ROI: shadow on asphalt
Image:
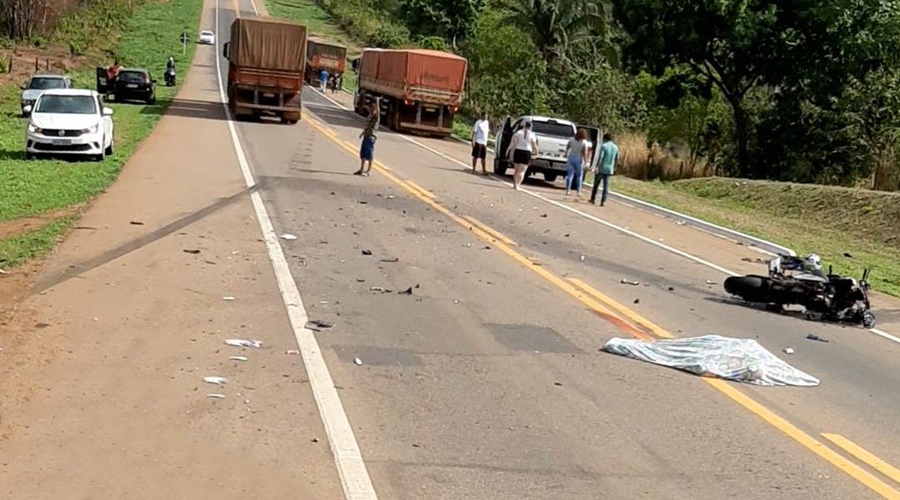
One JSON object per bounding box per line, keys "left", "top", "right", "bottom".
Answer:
{"left": 140, "top": 98, "right": 225, "bottom": 121}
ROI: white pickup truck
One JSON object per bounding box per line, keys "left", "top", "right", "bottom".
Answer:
{"left": 494, "top": 115, "right": 601, "bottom": 183}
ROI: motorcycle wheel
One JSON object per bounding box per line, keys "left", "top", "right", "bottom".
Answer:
{"left": 863, "top": 311, "right": 877, "bottom": 329}
{"left": 723, "top": 276, "right": 769, "bottom": 302}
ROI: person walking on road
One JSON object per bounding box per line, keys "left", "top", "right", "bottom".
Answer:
{"left": 320, "top": 68, "right": 329, "bottom": 92}
{"left": 506, "top": 121, "right": 539, "bottom": 190}
{"left": 471, "top": 112, "right": 490, "bottom": 174}
{"left": 590, "top": 133, "right": 619, "bottom": 206}
{"left": 355, "top": 100, "right": 379, "bottom": 177}
{"left": 565, "top": 129, "right": 590, "bottom": 197}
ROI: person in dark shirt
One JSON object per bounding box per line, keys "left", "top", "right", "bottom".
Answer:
{"left": 355, "top": 100, "right": 379, "bottom": 177}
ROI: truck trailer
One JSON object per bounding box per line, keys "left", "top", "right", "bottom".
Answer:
{"left": 352, "top": 49, "right": 467, "bottom": 137}
{"left": 305, "top": 36, "right": 347, "bottom": 85}
{"left": 223, "top": 17, "right": 307, "bottom": 124}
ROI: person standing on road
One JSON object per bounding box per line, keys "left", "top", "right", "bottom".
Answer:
{"left": 590, "top": 133, "right": 619, "bottom": 206}
{"left": 506, "top": 121, "right": 539, "bottom": 190}
{"left": 565, "top": 129, "right": 589, "bottom": 197}
{"left": 355, "top": 100, "right": 379, "bottom": 177}
{"left": 320, "top": 68, "right": 329, "bottom": 92}
{"left": 471, "top": 112, "right": 490, "bottom": 175}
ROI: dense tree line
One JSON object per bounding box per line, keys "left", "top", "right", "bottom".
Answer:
{"left": 315, "top": 0, "right": 900, "bottom": 190}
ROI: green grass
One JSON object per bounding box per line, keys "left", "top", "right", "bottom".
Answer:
{"left": 0, "top": 216, "right": 77, "bottom": 269}
{"left": 268, "top": 0, "right": 359, "bottom": 91}
{"left": 0, "top": 0, "right": 204, "bottom": 268}
{"left": 604, "top": 176, "right": 900, "bottom": 298}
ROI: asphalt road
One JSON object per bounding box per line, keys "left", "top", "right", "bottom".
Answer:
{"left": 205, "top": 0, "right": 900, "bottom": 498}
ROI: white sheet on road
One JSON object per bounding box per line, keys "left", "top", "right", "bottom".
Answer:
{"left": 602, "top": 335, "right": 820, "bottom": 387}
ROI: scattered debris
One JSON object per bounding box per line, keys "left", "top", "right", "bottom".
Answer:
{"left": 399, "top": 287, "right": 414, "bottom": 295}
{"left": 783, "top": 348, "right": 795, "bottom": 355}
{"left": 222, "top": 296, "right": 236, "bottom": 301}
{"left": 358, "top": 200, "right": 368, "bottom": 205}
{"left": 354, "top": 357, "right": 363, "bottom": 366}
{"left": 676, "top": 220, "right": 686, "bottom": 226}
{"left": 806, "top": 334, "right": 830, "bottom": 343}
{"left": 554, "top": 382, "right": 563, "bottom": 386}
{"left": 362, "top": 249, "right": 373, "bottom": 256}
{"left": 286, "top": 350, "right": 300, "bottom": 355}
{"left": 305, "top": 320, "right": 334, "bottom": 331}
{"left": 0, "top": 268, "right": 6, "bottom": 275}
{"left": 602, "top": 335, "right": 820, "bottom": 387}
{"left": 225, "top": 339, "right": 263, "bottom": 349}
{"left": 621, "top": 278, "right": 640, "bottom": 286}
{"left": 633, "top": 299, "right": 640, "bottom": 304}
{"left": 312, "top": 437, "right": 320, "bottom": 443}
{"left": 369, "top": 286, "right": 391, "bottom": 293}
{"left": 203, "top": 376, "right": 229, "bottom": 385}
{"left": 540, "top": 214, "right": 548, "bottom": 218}
{"left": 183, "top": 249, "right": 201, "bottom": 254}
{"left": 580, "top": 255, "right": 586, "bottom": 262}
{"left": 281, "top": 234, "right": 298, "bottom": 241}
{"left": 356, "top": 279, "right": 366, "bottom": 283}
{"left": 667, "top": 286, "right": 675, "bottom": 291}
{"left": 130, "top": 221, "right": 144, "bottom": 226}
{"left": 229, "top": 356, "right": 249, "bottom": 362}
{"left": 380, "top": 257, "right": 399, "bottom": 263}
{"left": 705, "top": 280, "right": 716, "bottom": 285}
{"left": 207, "top": 394, "right": 226, "bottom": 399}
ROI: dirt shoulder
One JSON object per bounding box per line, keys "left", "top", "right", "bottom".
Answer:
{"left": 0, "top": 1, "right": 342, "bottom": 497}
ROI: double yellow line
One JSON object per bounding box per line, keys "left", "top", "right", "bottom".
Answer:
{"left": 302, "top": 115, "right": 900, "bottom": 499}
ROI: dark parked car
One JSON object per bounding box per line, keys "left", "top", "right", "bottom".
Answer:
{"left": 99, "top": 67, "right": 157, "bottom": 104}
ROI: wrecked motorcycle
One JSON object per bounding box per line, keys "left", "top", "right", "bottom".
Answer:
{"left": 724, "top": 265, "right": 876, "bottom": 328}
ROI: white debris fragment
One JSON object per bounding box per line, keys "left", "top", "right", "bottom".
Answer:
{"left": 203, "top": 376, "right": 228, "bottom": 385}
{"left": 354, "top": 357, "right": 363, "bottom": 366}
{"left": 0, "top": 268, "right": 6, "bottom": 274}
{"left": 207, "top": 393, "right": 226, "bottom": 399}
{"left": 225, "top": 339, "right": 263, "bottom": 349}
{"left": 229, "top": 356, "right": 249, "bottom": 362}
{"left": 783, "top": 348, "right": 795, "bottom": 355}
{"left": 676, "top": 220, "right": 686, "bottom": 226}
{"left": 705, "top": 280, "right": 716, "bottom": 285}
{"left": 281, "top": 234, "right": 298, "bottom": 241}
{"left": 580, "top": 255, "right": 586, "bottom": 262}
{"left": 620, "top": 278, "right": 640, "bottom": 286}
{"left": 222, "top": 296, "right": 236, "bottom": 301}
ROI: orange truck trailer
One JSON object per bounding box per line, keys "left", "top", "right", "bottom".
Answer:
{"left": 223, "top": 17, "right": 307, "bottom": 124}
{"left": 305, "top": 36, "right": 347, "bottom": 85}
{"left": 352, "top": 48, "right": 468, "bottom": 137}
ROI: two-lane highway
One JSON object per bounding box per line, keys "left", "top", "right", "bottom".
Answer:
{"left": 213, "top": 0, "right": 900, "bottom": 497}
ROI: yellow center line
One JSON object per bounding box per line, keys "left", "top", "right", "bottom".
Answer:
{"left": 302, "top": 115, "right": 900, "bottom": 499}
{"left": 823, "top": 434, "right": 900, "bottom": 486}
{"left": 405, "top": 180, "right": 436, "bottom": 199}
{"left": 463, "top": 216, "right": 518, "bottom": 246}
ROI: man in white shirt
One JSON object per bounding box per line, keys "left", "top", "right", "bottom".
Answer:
{"left": 471, "top": 112, "right": 490, "bottom": 174}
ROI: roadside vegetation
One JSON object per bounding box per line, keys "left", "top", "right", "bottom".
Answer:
{"left": 0, "top": 0, "right": 203, "bottom": 270}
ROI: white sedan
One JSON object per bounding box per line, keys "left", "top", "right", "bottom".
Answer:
{"left": 199, "top": 30, "right": 216, "bottom": 45}
{"left": 24, "top": 88, "right": 115, "bottom": 162}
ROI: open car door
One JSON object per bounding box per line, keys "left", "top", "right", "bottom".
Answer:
{"left": 95, "top": 66, "right": 108, "bottom": 95}
{"left": 578, "top": 124, "right": 602, "bottom": 183}
{"left": 493, "top": 116, "right": 514, "bottom": 175}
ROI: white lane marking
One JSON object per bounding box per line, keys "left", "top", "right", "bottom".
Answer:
{"left": 214, "top": 2, "right": 378, "bottom": 498}
{"left": 310, "top": 90, "right": 900, "bottom": 346}
{"left": 248, "top": 0, "right": 259, "bottom": 15}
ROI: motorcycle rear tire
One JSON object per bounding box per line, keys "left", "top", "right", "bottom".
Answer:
{"left": 724, "top": 275, "right": 770, "bottom": 303}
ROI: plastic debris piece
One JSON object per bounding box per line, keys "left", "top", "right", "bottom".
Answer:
{"left": 620, "top": 278, "right": 640, "bottom": 286}
{"left": 676, "top": 220, "right": 686, "bottom": 226}
{"left": 362, "top": 249, "right": 373, "bottom": 256}
{"left": 225, "top": 339, "right": 263, "bottom": 349}
{"left": 306, "top": 320, "right": 334, "bottom": 331}
{"left": 580, "top": 255, "right": 585, "bottom": 262}
{"left": 0, "top": 268, "right": 6, "bottom": 275}
{"left": 130, "top": 221, "right": 144, "bottom": 225}
{"left": 207, "top": 393, "right": 226, "bottom": 399}
{"left": 806, "top": 334, "right": 829, "bottom": 343}
{"left": 380, "top": 257, "right": 399, "bottom": 263}
{"left": 286, "top": 350, "right": 300, "bottom": 355}
{"left": 183, "top": 249, "right": 201, "bottom": 254}
{"left": 354, "top": 357, "right": 363, "bottom": 366}
{"left": 705, "top": 280, "right": 716, "bottom": 285}
{"left": 229, "top": 356, "right": 248, "bottom": 362}
{"left": 203, "top": 376, "right": 228, "bottom": 385}
{"left": 281, "top": 234, "right": 298, "bottom": 241}
{"left": 783, "top": 348, "right": 795, "bottom": 355}
{"left": 399, "top": 287, "right": 413, "bottom": 295}
{"left": 369, "top": 286, "right": 391, "bottom": 293}
{"left": 222, "top": 296, "right": 236, "bottom": 301}
{"left": 602, "top": 335, "right": 819, "bottom": 387}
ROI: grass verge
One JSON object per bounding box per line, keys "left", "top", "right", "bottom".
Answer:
{"left": 604, "top": 176, "right": 900, "bottom": 298}
{"left": 0, "top": 0, "right": 203, "bottom": 269}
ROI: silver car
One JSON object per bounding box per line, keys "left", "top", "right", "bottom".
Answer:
{"left": 21, "top": 74, "right": 73, "bottom": 117}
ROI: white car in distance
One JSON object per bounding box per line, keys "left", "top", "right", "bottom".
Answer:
{"left": 20, "top": 74, "right": 73, "bottom": 117}
{"left": 199, "top": 30, "right": 216, "bottom": 45}
{"left": 24, "top": 89, "right": 115, "bottom": 162}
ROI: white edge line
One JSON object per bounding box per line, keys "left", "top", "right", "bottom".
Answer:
{"left": 312, "top": 89, "right": 900, "bottom": 345}
{"left": 213, "top": 2, "right": 378, "bottom": 498}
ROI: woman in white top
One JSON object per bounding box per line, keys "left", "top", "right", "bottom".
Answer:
{"left": 505, "top": 121, "right": 539, "bottom": 190}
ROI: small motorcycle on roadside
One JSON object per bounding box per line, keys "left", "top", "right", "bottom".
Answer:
{"left": 164, "top": 68, "right": 176, "bottom": 87}
{"left": 723, "top": 257, "right": 876, "bottom": 328}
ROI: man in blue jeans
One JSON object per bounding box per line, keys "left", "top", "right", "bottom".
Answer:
{"left": 590, "top": 133, "right": 619, "bottom": 207}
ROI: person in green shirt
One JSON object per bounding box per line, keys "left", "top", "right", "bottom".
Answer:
{"left": 589, "top": 133, "right": 619, "bottom": 206}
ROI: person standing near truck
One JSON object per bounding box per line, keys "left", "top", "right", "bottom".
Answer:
{"left": 355, "top": 100, "right": 379, "bottom": 177}
{"left": 589, "top": 133, "right": 619, "bottom": 206}
{"left": 565, "top": 129, "right": 589, "bottom": 197}
{"left": 506, "top": 121, "right": 539, "bottom": 191}
{"left": 471, "top": 112, "right": 490, "bottom": 174}
{"left": 320, "top": 68, "right": 329, "bottom": 92}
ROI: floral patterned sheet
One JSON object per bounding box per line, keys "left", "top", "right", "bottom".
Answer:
{"left": 602, "top": 335, "right": 820, "bottom": 387}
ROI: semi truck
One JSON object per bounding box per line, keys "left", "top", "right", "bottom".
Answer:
{"left": 223, "top": 16, "right": 307, "bottom": 124}
{"left": 305, "top": 36, "right": 347, "bottom": 85}
{"left": 352, "top": 48, "right": 468, "bottom": 137}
